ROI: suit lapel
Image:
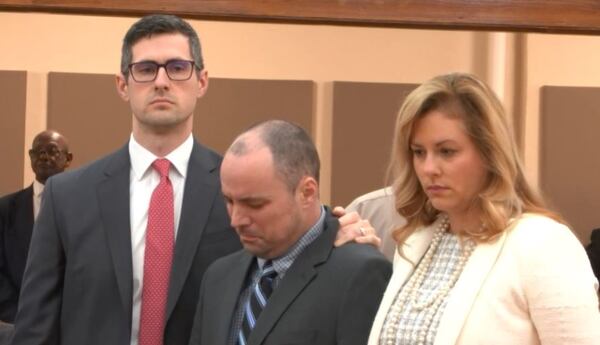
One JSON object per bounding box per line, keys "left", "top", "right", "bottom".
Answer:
{"left": 215, "top": 252, "right": 254, "bottom": 344}
{"left": 248, "top": 212, "right": 338, "bottom": 345}
{"left": 12, "top": 186, "right": 34, "bottom": 285}
{"left": 96, "top": 145, "right": 133, "bottom": 327}
{"left": 166, "top": 141, "right": 221, "bottom": 318}
{"left": 368, "top": 220, "right": 436, "bottom": 345}
{"left": 433, "top": 230, "right": 508, "bottom": 345}
{"left": 14, "top": 186, "right": 34, "bottom": 251}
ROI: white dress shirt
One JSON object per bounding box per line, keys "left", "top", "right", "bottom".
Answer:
{"left": 32, "top": 180, "right": 44, "bottom": 221}
{"left": 128, "top": 134, "right": 193, "bottom": 345}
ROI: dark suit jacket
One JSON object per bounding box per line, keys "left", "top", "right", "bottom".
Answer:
{"left": 586, "top": 228, "right": 600, "bottom": 280}
{"left": 0, "top": 185, "right": 34, "bottom": 322}
{"left": 189, "top": 210, "right": 392, "bottom": 345}
{"left": 11, "top": 141, "right": 242, "bottom": 345}
{"left": 0, "top": 321, "right": 13, "bottom": 345}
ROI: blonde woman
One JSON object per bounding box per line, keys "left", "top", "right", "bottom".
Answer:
{"left": 368, "top": 73, "right": 599, "bottom": 345}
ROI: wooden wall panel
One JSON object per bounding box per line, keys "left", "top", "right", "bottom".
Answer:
{"left": 1, "top": 1, "right": 600, "bottom": 34}
{"left": 540, "top": 86, "right": 600, "bottom": 244}
{"left": 0, "top": 70, "right": 27, "bottom": 195}
{"left": 331, "top": 81, "right": 417, "bottom": 207}
{"left": 47, "top": 72, "right": 131, "bottom": 169}
{"left": 194, "top": 78, "right": 314, "bottom": 154}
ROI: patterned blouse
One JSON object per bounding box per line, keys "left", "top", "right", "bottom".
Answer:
{"left": 379, "top": 232, "right": 465, "bottom": 345}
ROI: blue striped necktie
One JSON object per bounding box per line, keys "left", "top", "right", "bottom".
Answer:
{"left": 238, "top": 261, "right": 277, "bottom": 345}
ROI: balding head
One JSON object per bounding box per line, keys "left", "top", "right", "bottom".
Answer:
{"left": 29, "top": 130, "right": 73, "bottom": 184}
{"left": 226, "top": 120, "right": 320, "bottom": 192}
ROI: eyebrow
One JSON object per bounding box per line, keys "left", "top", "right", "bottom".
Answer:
{"left": 223, "top": 194, "right": 268, "bottom": 204}
{"left": 411, "top": 139, "right": 457, "bottom": 147}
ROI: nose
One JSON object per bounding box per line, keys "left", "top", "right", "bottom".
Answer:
{"left": 229, "top": 204, "right": 250, "bottom": 228}
{"left": 421, "top": 154, "right": 440, "bottom": 177}
{"left": 153, "top": 66, "right": 171, "bottom": 88}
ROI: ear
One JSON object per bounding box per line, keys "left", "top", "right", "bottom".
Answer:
{"left": 196, "top": 69, "right": 209, "bottom": 98}
{"left": 296, "top": 176, "right": 319, "bottom": 206}
{"left": 115, "top": 74, "right": 130, "bottom": 102}
{"left": 64, "top": 152, "right": 73, "bottom": 168}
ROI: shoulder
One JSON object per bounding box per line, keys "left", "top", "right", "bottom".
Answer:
{"left": 504, "top": 214, "right": 593, "bottom": 283}
{"left": 346, "top": 187, "right": 394, "bottom": 211}
{"left": 191, "top": 140, "right": 223, "bottom": 168}
{"left": 0, "top": 187, "right": 27, "bottom": 204}
{"left": 204, "top": 249, "right": 246, "bottom": 276}
{"left": 49, "top": 147, "right": 127, "bottom": 186}
{"left": 330, "top": 242, "right": 392, "bottom": 272}
{"left": 506, "top": 214, "right": 581, "bottom": 254}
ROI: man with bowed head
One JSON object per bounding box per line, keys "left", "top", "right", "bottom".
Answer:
{"left": 189, "top": 120, "right": 392, "bottom": 345}
{"left": 11, "top": 15, "right": 374, "bottom": 345}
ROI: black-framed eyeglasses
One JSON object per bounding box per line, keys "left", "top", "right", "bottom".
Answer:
{"left": 29, "top": 147, "right": 68, "bottom": 159}
{"left": 128, "top": 59, "right": 197, "bottom": 82}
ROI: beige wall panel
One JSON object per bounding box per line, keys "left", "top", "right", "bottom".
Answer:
{"left": 524, "top": 34, "right": 600, "bottom": 186}
{"left": 47, "top": 72, "right": 131, "bottom": 169}
{"left": 331, "top": 82, "right": 418, "bottom": 207}
{"left": 539, "top": 86, "right": 600, "bottom": 244}
{"left": 194, "top": 78, "right": 314, "bottom": 154}
{"left": 0, "top": 70, "right": 27, "bottom": 195}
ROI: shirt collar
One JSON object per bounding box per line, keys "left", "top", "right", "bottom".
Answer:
{"left": 257, "top": 205, "right": 326, "bottom": 277}
{"left": 128, "top": 133, "right": 194, "bottom": 181}
{"left": 33, "top": 180, "right": 44, "bottom": 197}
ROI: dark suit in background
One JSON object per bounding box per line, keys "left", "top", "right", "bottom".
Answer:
{"left": 0, "top": 186, "right": 34, "bottom": 322}
{"left": 11, "top": 143, "right": 241, "bottom": 345}
{"left": 586, "top": 228, "right": 600, "bottom": 280}
{"left": 191, "top": 209, "right": 391, "bottom": 345}
{"left": 0, "top": 321, "right": 13, "bottom": 345}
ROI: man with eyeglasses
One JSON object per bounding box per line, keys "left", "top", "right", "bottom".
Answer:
{"left": 11, "top": 14, "right": 374, "bottom": 345}
{"left": 0, "top": 130, "right": 72, "bottom": 323}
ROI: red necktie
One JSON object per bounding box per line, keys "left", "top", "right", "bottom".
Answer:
{"left": 139, "top": 158, "right": 174, "bottom": 345}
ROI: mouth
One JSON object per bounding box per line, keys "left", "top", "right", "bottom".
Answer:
{"left": 237, "top": 230, "right": 260, "bottom": 243}
{"left": 150, "top": 98, "right": 174, "bottom": 105}
{"left": 426, "top": 185, "right": 448, "bottom": 194}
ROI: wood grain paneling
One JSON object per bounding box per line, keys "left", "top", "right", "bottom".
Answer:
{"left": 331, "top": 81, "right": 417, "bottom": 207}
{"left": 47, "top": 72, "right": 131, "bottom": 169}
{"left": 1, "top": 1, "right": 600, "bottom": 34}
{"left": 194, "top": 78, "right": 314, "bottom": 154}
{"left": 540, "top": 86, "right": 600, "bottom": 244}
{"left": 0, "top": 70, "right": 27, "bottom": 195}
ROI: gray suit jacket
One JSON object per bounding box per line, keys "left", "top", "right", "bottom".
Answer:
{"left": 0, "top": 185, "right": 34, "bottom": 322}
{"left": 11, "top": 141, "right": 241, "bottom": 345}
{"left": 189, "top": 210, "right": 392, "bottom": 345}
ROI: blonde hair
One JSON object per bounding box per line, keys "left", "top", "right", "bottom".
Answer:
{"left": 389, "top": 73, "right": 559, "bottom": 244}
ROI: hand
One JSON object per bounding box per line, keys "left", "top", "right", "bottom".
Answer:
{"left": 332, "top": 206, "right": 381, "bottom": 249}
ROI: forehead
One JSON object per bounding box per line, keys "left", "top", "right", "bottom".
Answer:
{"left": 33, "top": 134, "right": 64, "bottom": 148}
{"left": 130, "top": 33, "right": 191, "bottom": 62}
{"left": 412, "top": 110, "right": 469, "bottom": 143}
{"left": 221, "top": 148, "right": 287, "bottom": 196}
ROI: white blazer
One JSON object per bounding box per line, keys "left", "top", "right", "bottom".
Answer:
{"left": 368, "top": 214, "right": 600, "bottom": 345}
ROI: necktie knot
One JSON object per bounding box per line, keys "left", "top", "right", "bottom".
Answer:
{"left": 152, "top": 158, "right": 171, "bottom": 178}
{"left": 261, "top": 261, "right": 277, "bottom": 282}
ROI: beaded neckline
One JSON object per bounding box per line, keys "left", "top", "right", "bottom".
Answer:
{"left": 380, "top": 215, "right": 476, "bottom": 345}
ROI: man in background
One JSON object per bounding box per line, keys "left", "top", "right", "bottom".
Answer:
{"left": 346, "top": 187, "right": 405, "bottom": 260}
{"left": 0, "top": 129, "right": 72, "bottom": 322}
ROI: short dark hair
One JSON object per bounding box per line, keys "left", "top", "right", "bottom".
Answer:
{"left": 120, "top": 14, "right": 204, "bottom": 78}
{"left": 229, "top": 120, "right": 320, "bottom": 191}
